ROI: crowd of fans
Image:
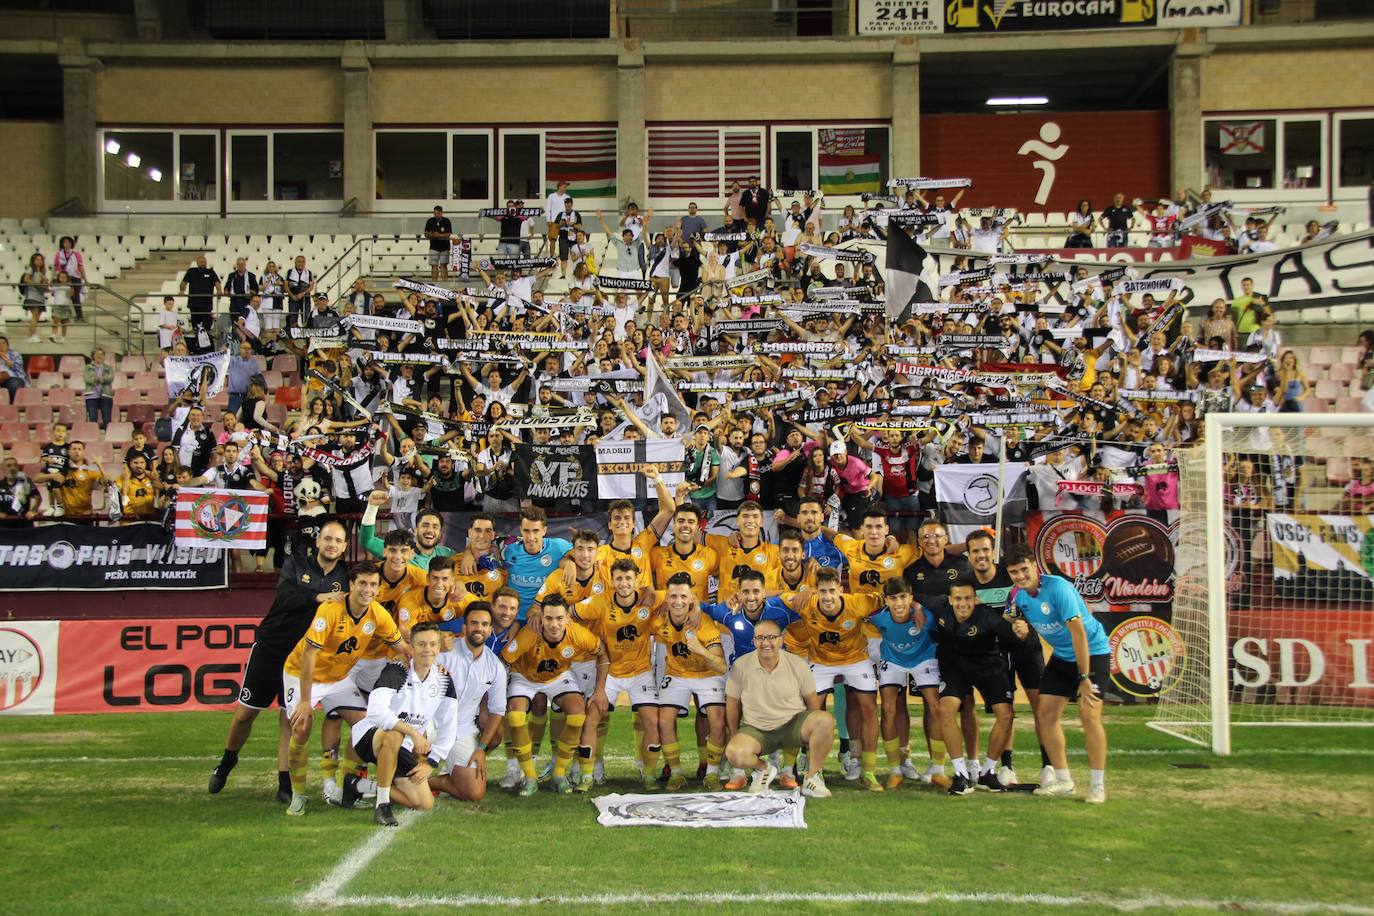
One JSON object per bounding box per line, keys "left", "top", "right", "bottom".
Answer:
{"left": 2, "top": 179, "right": 1371, "bottom": 576}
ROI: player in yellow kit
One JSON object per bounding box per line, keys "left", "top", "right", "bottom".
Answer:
{"left": 394, "top": 556, "right": 468, "bottom": 636}
{"left": 573, "top": 558, "right": 662, "bottom": 791}
{"left": 833, "top": 507, "right": 920, "bottom": 598}
{"left": 500, "top": 593, "right": 608, "bottom": 796}
{"left": 706, "top": 501, "right": 780, "bottom": 602}
{"left": 282, "top": 561, "right": 405, "bottom": 816}
{"left": 653, "top": 572, "right": 728, "bottom": 790}
{"left": 650, "top": 503, "right": 719, "bottom": 599}
{"left": 451, "top": 513, "right": 508, "bottom": 601}
{"left": 775, "top": 528, "right": 818, "bottom": 659}
{"left": 787, "top": 567, "right": 885, "bottom": 792}
{"left": 357, "top": 528, "right": 427, "bottom": 689}
{"left": 597, "top": 466, "right": 676, "bottom": 588}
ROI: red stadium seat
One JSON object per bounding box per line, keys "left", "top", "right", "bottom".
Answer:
{"left": 126, "top": 404, "right": 158, "bottom": 427}
{"left": 1308, "top": 347, "right": 1339, "bottom": 367}
{"left": 30, "top": 423, "right": 51, "bottom": 443}
{"left": 1334, "top": 397, "right": 1365, "bottom": 413}
{"left": 13, "top": 388, "right": 43, "bottom": 407}
{"left": 26, "top": 355, "right": 54, "bottom": 376}
{"left": 36, "top": 372, "right": 65, "bottom": 390}
{"left": 11, "top": 442, "right": 39, "bottom": 464}
{"left": 56, "top": 406, "right": 81, "bottom": 427}
{"left": 113, "top": 388, "right": 141, "bottom": 408}
{"left": 0, "top": 425, "right": 22, "bottom": 446}
{"left": 105, "top": 421, "right": 134, "bottom": 442}
{"left": 1314, "top": 379, "right": 1345, "bottom": 400}
{"left": 22, "top": 407, "right": 52, "bottom": 425}
{"left": 48, "top": 389, "right": 78, "bottom": 408}
{"left": 274, "top": 386, "right": 302, "bottom": 409}
{"left": 58, "top": 355, "right": 86, "bottom": 377}
{"left": 0, "top": 404, "right": 18, "bottom": 424}
{"left": 1326, "top": 363, "right": 1355, "bottom": 382}
{"left": 132, "top": 372, "right": 160, "bottom": 392}
{"left": 270, "top": 355, "right": 297, "bottom": 374}
{"left": 70, "top": 421, "right": 100, "bottom": 441}
{"left": 118, "top": 355, "right": 147, "bottom": 373}
{"left": 1301, "top": 398, "right": 1328, "bottom": 413}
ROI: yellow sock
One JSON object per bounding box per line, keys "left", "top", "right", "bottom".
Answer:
{"left": 642, "top": 744, "right": 660, "bottom": 775}
{"left": 663, "top": 741, "right": 682, "bottom": 772}
{"left": 782, "top": 748, "right": 799, "bottom": 770}
{"left": 321, "top": 748, "right": 339, "bottom": 782}
{"left": 705, "top": 741, "right": 724, "bottom": 769}
{"left": 287, "top": 738, "right": 309, "bottom": 791}
{"left": 530, "top": 711, "right": 548, "bottom": 755}
{"left": 553, "top": 713, "right": 585, "bottom": 777}
{"left": 884, "top": 737, "right": 902, "bottom": 768}
{"left": 507, "top": 710, "right": 536, "bottom": 779}
{"left": 632, "top": 715, "right": 646, "bottom": 766}
{"left": 861, "top": 750, "right": 877, "bottom": 775}
{"left": 930, "top": 739, "right": 947, "bottom": 767}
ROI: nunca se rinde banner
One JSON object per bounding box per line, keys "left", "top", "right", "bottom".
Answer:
{"left": 594, "top": 791, "right": 807, "bottom": 829}
{"left": 1267, "top": 513, "right": 1374, "bottom": 581}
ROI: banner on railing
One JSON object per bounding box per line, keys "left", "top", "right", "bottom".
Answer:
{"left": 0, "top": 522, "right": 227, "bottom": 591}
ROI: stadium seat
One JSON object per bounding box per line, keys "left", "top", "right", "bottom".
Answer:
{"left": 25, "top": 354, "right": 54, "bottom": 375}
{"left": 0, "top": 403, "right": 17, "bottom": 423}
{"left": 35, "top": 372, "right": 65, "bottom": 390}
{"left": 1326, "top": 363, "right": 1355, "bottom": 382}
{"left": 29, "top": 423, "right": 50, "bottom": 443}
{"left": 1314, "top": 379, "right": 1345, "bottom": 400}
{"left": 56, "top": 406, "right": 80, "bottom": 426}
{"left": 1308, "top": 346, "right": 1339, "bottom": 366}
{"left": 47, "top": 389, "right": 77, "bottom": 408}
{"left": 113, "top": 388, "right": 141, "bottom": 409}
{"left": 270, "top": 355, "right": 297, "bottom": 373}
{"left": 1301, "top": 397, "right": 1328, "bottom": 413}
{"left": 1334, "top": 397, "right": 1365, "bottom": 413}
{"left": 1339, "top": 346, "right": 1363, "bottom": 364}
{"left": 10, "top": 441, "right": 38, "bottom": 464}
{"left": 0, "top": 424, "right": 21, "bottom": 446}
{"left": 274, "top": 385, "right": 302, "bottom": 409}
{"left": 70, "top": 421, "right": 99, "bottom": 440}
{"left": 13, "top": 388, "right": 43, "bottom": 407}
{"left": 126, "top": 403, "right": 158, "bottom": 427}
{"left": 105, "top": 421, "right": 134, "bottom": 442}
{"left": 118, "top": 355, "right": 147, "bottom": 373}
{"left": 58, "top": 355, "right": 86, "bottom": 377}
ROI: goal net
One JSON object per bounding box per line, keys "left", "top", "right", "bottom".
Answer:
{"left": 1151, "top": 412, "right": 1374, "bottom": 754}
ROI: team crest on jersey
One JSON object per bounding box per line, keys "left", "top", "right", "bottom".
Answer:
{"left": 754, "top": 553, "right": 765, "bottom": 564}
{"left": 561, "top": 647, "right": 574, "bottom": 659}
{"left": 301, "top": 574, "right": 312, "bottom": 583}
{"left": 632, "top": 547, "right": 643, "bottom": 558}
{"left": 1041, "top": 603, "right": 1051, "bottom": 615}
{"left": 842, "top": 619, "right": 854, "bottom": 630}
{"left": 399, "top": 610, "right": 411, "bottom": 622}
{"left": 486, "top": 570, "right": 501, "bottom": 581}
{"left": 441, "top": 609, "right": 455, "bottom": 620}
{"left": 593, "top": 582, "right": 605, "bottom": 594}
{"left": 692, "top": 560, "right": 704, "bottom": 571}
{"left": 735, "top": 621, "right": 747, "bottom": 630}
{"left": 540, "top": 555, "right": 553, "bottom": 567}
{"left": 637, "top": 608, "right": 650, "bottom": 620}
{"left": 883, "top": 557, "right": 895, "bottom": 569}
{"left": 427, "top": 683, "right": 440, "bottom": 697}
{"left": 313, "top": 618, "right": 327, "bottom": 632}
{"left": 908, "top": 626, "right": 920, "bottom": 636}
{"left": 363, "top": 621, "right": 376, "bottom": 635}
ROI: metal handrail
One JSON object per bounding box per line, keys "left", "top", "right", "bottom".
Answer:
{"left": 0, "top": 281, "right": 148, "bottom": 357}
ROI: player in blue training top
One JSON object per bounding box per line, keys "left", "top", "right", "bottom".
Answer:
{"left": 501, "top": 506, "right": 572, "bottom": 620}
{"left": 1005, "top": 543, "right": 1110, "bottom": 805}
{"left": 790, "top": 495, "right": 846, "bottom": 571}
{"left": 869, "top": 576, "right": 950, "bottom": 790}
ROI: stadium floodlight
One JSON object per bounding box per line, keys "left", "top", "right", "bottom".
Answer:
{"left": 986, "top": 96, "right": 1049, "bottom": 106}
{"left": 147, "top": 168, "right": 163, "bottom": 182}
{"left": 104, "top": 138, "right": 121, "bottom": 155}
{"left": 125, "top": 152, "right": 141, "bottom": 168}
{"left": 1152, "top": 412, "right": 1374, "bottom": 755}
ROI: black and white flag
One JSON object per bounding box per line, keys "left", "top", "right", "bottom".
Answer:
{"left": 883, "top": 226, "right": 935, "bottom": 321}
{"left": 935, "top": 463, "right": 1029, "bottom": 542}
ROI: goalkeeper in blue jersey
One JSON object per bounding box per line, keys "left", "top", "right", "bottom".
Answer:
{"left": 1005, "top": 544, "right": 1110, "bottom": 805}
{"left": 501, "top": 506, "right": 572, "bottom": 620}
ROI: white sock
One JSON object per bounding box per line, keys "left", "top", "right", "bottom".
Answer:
{"left": 1090, "top": 769, "right": 1105, "bottom": 789}
{"left": 952, "top": 758, "right": 968, "bottom": 778}
{"left": 1054, "top": 768, "right": 1071, "bottom": 784}
{"left": 733, "top": 767, "right": 747, "bottom": 779}
{"left": 982, "top": 757, "right": 996, "bottom": 776}
{"left": 376, "top": 786, "right": 390, "bottom": 806}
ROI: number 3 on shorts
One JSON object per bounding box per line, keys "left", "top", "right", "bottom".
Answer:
{"left": 660, "top": 675, "right": 672, "bottom": 691}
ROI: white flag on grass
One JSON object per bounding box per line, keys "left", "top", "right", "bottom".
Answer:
{"left": 594, "top": 791, "right": 807, "bottom": 829}
{"left": 935, "top": 462, "right": 1029, "bottom": 542}
{"left": 595, "top": 439, "right": 685, "bottom": 499}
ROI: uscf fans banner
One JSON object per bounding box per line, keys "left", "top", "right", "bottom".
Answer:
{"left": 174, "top": 488, "right": 270, "bottom": 551}
{"left": 514, "top": 444, "right": 597, "bottom": 503}
{"left": 1267, "top": 514, "right": 1374, "bottom": 593}
{"left": 0, "top": 522, "right": 227, "bottom": 591}
{"left": 595, "top": 439, "right": 685, "bottom": 500}
{"left": 0, "top": 618, "right": 257, "bottom": 715}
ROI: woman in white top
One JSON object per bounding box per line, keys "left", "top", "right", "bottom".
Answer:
{"left": 1066, "top": 200, "right": 1094, "bottom": 248}
{"left": 258, "top": 260, "right": 286, "bottom": 336}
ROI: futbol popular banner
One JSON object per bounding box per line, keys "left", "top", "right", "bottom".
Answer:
{"left": 0, "top": 617, "right": 259, "bottom": 716}
{"left": 174, "top": 488, "right": 270, "bottom": 551}
{"left": 0, "top": 522, "right": 228, "bottom": 591}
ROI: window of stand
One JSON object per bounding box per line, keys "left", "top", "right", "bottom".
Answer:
{"left": 772, "top": 126, "right": 890, "bottom": 200}
{"left": 225, "top": 129, "right": 344, "bottom": 211}
{"left": 1336, "top": 113, "right": 1374, "bottom": 197}
{"left": 1202, "top": 116, "right": 1327, "bottom": 200}
{"left": 99, "top": 129, "right": 220, "bottom": 212}
{"left": 373, "top": 130, "right": 495, "bottom": 211}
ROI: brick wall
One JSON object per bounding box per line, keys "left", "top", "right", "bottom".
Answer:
{"left": 645, "top": 61, "right": 890, "bottom": 121}
{"left": 0, "top": 122, "right": 64, "bottom": 219}
{"left": 1202, "top": 48, "right": 1374, "bottom": 112}
{"left": 98, "top": 65, "right": 343, "bottom": 123}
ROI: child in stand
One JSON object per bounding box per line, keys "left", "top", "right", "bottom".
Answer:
{"left": 49, "top": 270, "right": 74, "bottom": 342}
{"left": 158, "top": 295, "right": 182, "bottom": 354}
{"left": 387, "top": 467, "right": 422, "bottom": 531}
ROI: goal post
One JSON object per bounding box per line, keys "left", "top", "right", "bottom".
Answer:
{"left": 1150, "top": 412, "right": 1374, "bottom": 755}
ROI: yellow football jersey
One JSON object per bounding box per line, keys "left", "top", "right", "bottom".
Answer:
{"left": 501, "top": 620, "right": 602, "bottom": 683}
{"left": 394, "top": 587, "right": 464, "bottom": 631}
{"left": 596, "top": 528, "right": 659, "bottom": 589}
{"left": 704, "top": 534, "right": 780, "bottom": 602}
{"left": 790, "top": 593, "right": 881, "bottom": 666}
{"left": 777, "top": 588, "right": 811, "bottom": 659}
{"left": 537, "top": 565, "right": 611, "bottom": 611}
{"left": 285, "top": 599, "right": 401, "bottom": 683}
{"left": 834, "top": 534, "right": 918, "bottom": 598}
{"left": 650, "top": 543, "right": 718, "bottom": 599}
{"left": 451, "top": 566, "right": 508, "bottom": 603}
{"left": 575, "top": 590, "right": 662, "bottom": 678}
{"left": 60, "top": 466, "right": 101, "bottom": 516}
{"left": 653, "top": 614, "right": 724, "bottom": 679}
{"left": 364, "top": 563, "right": 427, "bottom": 659}
{"left": 119, "top": 474, "right": 158, "bottom": 518}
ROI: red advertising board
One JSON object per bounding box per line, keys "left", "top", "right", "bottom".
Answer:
{"left": 921, "top": 111, "right": 1169, "bottom": 214}
{"left": 1229, "top": 609, "right": 1374, "bottom": 708}
{"left": 53, "top": 618, "right": 259, "bottom": 714}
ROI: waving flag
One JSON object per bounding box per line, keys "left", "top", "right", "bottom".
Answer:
{"left": 935, "top": 463, "right": 1028, "bottom": 542}
{"left": 174, "top": 488, "right": 269, "bottom": 550}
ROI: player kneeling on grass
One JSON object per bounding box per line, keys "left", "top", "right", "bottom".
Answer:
{"left": 283, "top": 561, "right": 406, "bottom": 816}
{"left": 724, "top": 619, "right": 834, "bottom": 798}
{"left": 1004, "top": 545, "right": 1110, "bottom": 804}
{"left": 353, "top": 623, "right": 458, "bottom": 826}
{"left": 429, "top": 603, "right": 507, "bottom": 802}
{"left": 928, "top": 579, "right": 1024, "bottom": 796}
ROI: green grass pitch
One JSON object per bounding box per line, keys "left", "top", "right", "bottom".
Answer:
{"left": 1, "top": 706, "right": 1371, "bottom": 915}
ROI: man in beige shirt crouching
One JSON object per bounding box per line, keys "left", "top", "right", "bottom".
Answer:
{"left": 724, "top": 619, "right": 835, "bottom": 798}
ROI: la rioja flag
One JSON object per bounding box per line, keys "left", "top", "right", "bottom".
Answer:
{"left": 175, "top": 487, "right": 269, "bottom": 550}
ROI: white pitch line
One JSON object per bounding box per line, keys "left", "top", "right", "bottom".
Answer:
{"left": 321, "top": 890, "right": 1374, "bottom": 914}
{"left": 298, "top": 808, "right": 429, "bottom": 908}
{"left": 5, "top": 747, "right": 1374, "bottom": 766}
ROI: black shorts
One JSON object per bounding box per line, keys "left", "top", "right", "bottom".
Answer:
{"left": 1040, "top": 653, "right": 1111, "bottom": 700}
{"left": 940, "top": 664, "right": 1014, "bottom": 706}
{"left": 237, "top": 642, "right": 288, "bottom": 709}
{"left": 355, "top": 727, "right": 419, "bottom": 775}
{"left": 984, "top": 646, "right": 1045, "bottom": 712}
